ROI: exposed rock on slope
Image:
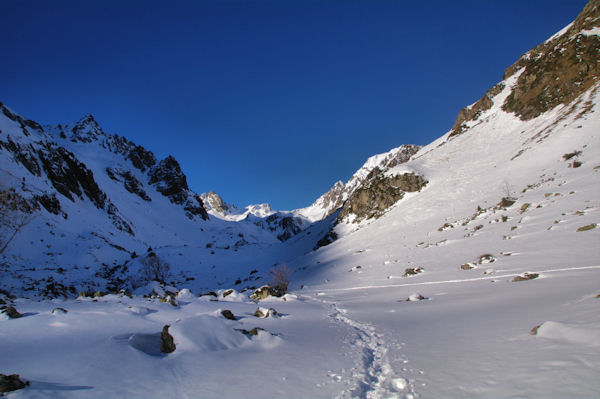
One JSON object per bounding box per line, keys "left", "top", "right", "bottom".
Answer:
{"left": 449, "top": 0, "right": 600, "bottom": 138}
{"left": 339, "top": 172, "right": 428, "bottom": 222}
{"left": 106, "top": 167, "right": 151, "bottom": 202}
{"left": 149, "top": 156, "right": 209, "bottom": 220}
{"left": 297, "top": 144, "right": 420, "bottom": 221}
{"left": 149, "top": 156, "right": 189, "bottom": 204}
{"left": 37, "top": 144, "right": 107, "bottom": 209}
{"left": 502, "top": 0, "right": 600, "bottom": 120}
{"left": 449, "top": 83, "right": 505, "bottom": 138}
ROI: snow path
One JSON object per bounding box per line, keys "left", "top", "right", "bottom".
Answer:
{"left": 302, "top": 295, "right": 415, "bottom": 399}
{"left": 309, "top": 265, "right": 600, "bottom": 293}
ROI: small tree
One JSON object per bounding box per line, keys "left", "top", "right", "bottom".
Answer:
{"left": 501, "top": 179, "right": 514, "bottom": 199}
{"left": 141, "top": 252, "right": 170, "bottom": 283}
{"left": 269, "top": 264, "right": 291, "bottom": 297}
{"left": 0, "top": 188, "right": 35, "bottom": 255}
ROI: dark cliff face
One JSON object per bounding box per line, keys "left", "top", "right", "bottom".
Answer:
{"left": 106, "top": 167, "right": 151, "bottom": 202}
{"left": 448, "top": 0, "right": 599, "bottom": 138}
{"left": 148, "top": 156, "right": 208, "bottom": 220}
{"left": 38, "top": 144, "right": 107, "bottom": 209}
{"left": 149, "top": 156, "right": 189, "bottom": 204}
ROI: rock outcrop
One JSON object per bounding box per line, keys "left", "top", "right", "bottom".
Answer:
{"left": 502, "top": 0, "right": 600, "bottom": 120}
{"left": 160, "top": 325, "right": 176, "bottom": 353}
{"left": 449, "top": 0, "right": 600, "bottom": 139}
{"left": 339, "top": 172, "right": 428, "bottom": 222}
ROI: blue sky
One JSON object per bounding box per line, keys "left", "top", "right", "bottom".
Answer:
{"left": 1, "top": 0, "right": 588, "bottom": 210}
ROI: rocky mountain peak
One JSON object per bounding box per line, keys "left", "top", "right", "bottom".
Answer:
{"left": 314, "top": 180, "right": 346, "bottom": 216}
{"left": 70, "top": 114, "right": 106, "bottom": 143}
{"left": 201, "top": 191, "right": 233, "bottom": 216}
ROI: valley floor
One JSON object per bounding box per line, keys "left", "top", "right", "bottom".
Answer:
{"left": 2, "top": 263, "right": 599, "bottom": 398}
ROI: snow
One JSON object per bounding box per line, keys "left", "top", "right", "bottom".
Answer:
{"left": 545, "top": 22, "right": 573, "bottom": 43}
{"left": 535, "top": 320, "right": 600, "bottom": 348}
{"left": 581, "top": 27, "right": 600, "bottom": 37}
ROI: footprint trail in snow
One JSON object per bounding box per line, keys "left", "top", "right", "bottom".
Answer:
{"left": 309, "top": 294, "right": 417, "bottom": 399}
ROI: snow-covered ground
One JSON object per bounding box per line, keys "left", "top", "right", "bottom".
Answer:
{"left": 3, "top": 79, "right": 599, "bottom": 397}
{"left": 2, "top": 10, "right": 600, "bottom": 397}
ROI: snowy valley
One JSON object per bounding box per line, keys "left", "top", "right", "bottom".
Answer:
{"left": 1, "top": 1, "right": 600, "bottom": 398}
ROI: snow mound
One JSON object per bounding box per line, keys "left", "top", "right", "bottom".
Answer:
{"left": 169, "top": 315, "right": 251, "bottom": 353}
{"left": 536, "top": 321, "right": 600, "bottom": 348}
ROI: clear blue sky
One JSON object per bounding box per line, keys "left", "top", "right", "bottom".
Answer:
{"left": 1, "top": 0, "right": 588, "bottom": 210}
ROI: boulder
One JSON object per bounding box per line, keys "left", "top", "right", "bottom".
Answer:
{"left": 1, "top": 306, "right": 22, "bottom": 319}
{"left": 512, "top": 273, "right": 539, "bottom": 282}
{"left": 0, "top": 374, "right": 29, "bottom": 393}
{"left": 160, "top": 325, "right": 176, "bottom": 353}
{"left": 402, "top": 267, "right": 424, "bottom": 277}
{"left": 406, "top": 293, "right": 427, "bottom": 302}
{"left": 250, "top": 286, "right": 271, "bottom": 301}
{"left": 236, "top": 327, "right": 265, "bottom": 337}
{"left": 221, "top": 310, "right": 236, "bottom": 320}
{"left": 254, "top": 307, "right": 278, "bottom": 318}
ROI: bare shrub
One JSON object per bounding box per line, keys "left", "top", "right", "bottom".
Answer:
{"left": 501, "top": 179, "right": 513, "bottom": 198}
{"left": 141, "top": 253, "right": 170, "bottom": 283}
{"left": 0, "top": 188, "right": 36, "bottom": 254}
{"left": 269, "top": 264, "right": 291, "bottom": 296}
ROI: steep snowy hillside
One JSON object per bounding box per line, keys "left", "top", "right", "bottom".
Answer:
{"left": 1, "top": 1, "right": 599, "bottom": 398}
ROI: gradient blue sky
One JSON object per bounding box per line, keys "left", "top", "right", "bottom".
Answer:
{"left": 1, "top": 0, "right": 588, "bottom": 210}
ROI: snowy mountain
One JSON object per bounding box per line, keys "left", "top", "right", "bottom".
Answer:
{"left": 0, "top": 105, "right": 419, "bottom": 298}
{"left": 0, "top": 106, "right": 327, "bottom": 297}
{"left": 1, "top": 1, "right": 599, "bottom": 398}
{"left": 295, "top": 144, "right": 420, "bottom": 222}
